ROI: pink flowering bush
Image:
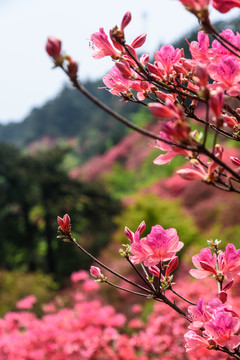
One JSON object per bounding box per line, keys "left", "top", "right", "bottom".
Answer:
{"left": 2, "top": 268, "right": 240, "bottom": 360}
{"left": 45, "top": 1, "right": 240, "bottom": 358}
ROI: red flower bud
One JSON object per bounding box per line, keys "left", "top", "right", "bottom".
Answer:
{"left": 90, "top": 266, "right": 102, "bottom": 278}
{"left": 166, "top": 256, "right": 179, "bottom": 278}
{"left": 46, "top": 36, "right": 62, "bottom": 58}
{"left": 121, "top": 11, "right": 132, "bottom": 31}
{"left": 131, "top": 34, "right": 147, "bottom": 49}
{"left": 125, "top": 227, "right": 134, "bottom": 242}
{"left": 57, "top": 214, "right": 71, "bottom": 232}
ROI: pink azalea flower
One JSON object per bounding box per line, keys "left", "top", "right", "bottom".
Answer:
{"left": 178, "top": 0, "right": 210, "bottom": 11}
{"left": 222, "top": 244, "right": 240, "bottom": 281}
{"left": 103, "top": 65, "right": 131, "bottom": 96}
{"left": 190, "top": 248, "right": 217, "bottom": 279}
{"left": 16, "top": 295, "right": 36, "bottom": 310}
{"left": 188, "top": 298, "right": 223, "bottom": 330}
{"left": 212, "top": 0, "right": 240, "bottom": 13}
{"left": 71, "top": 270, "right": 88, "bottom": 283}
{"left": 184, "top": 330, "right": 209, "bottom": 353}
{"left": 205, "top": 311, "right": 240, "bottom": 349}
{"left": 177, "top": 166, "right": 207, "bottom": 181}
{"left": 151, "top": 132, "right": 190, "bottom": 165}
{"left": 208, "top": 56, "right": 240, "bottom": 96}
{"left": 154, "top": 45, "right": 182, "bottom": 77}
{"left": 90, "top": 28, "right": 119, "bottom": 59}
{"left": 129, "top": 237, "right": 150, "bottom": 265}
{"left": 189, "top": 32, "right": 210, "bottom": 63}
{"left": 130, "top": 225, "right": 183, "bottom": 267}
{"left": 211, "top": 29, "right": 240, "bottom": 57}
{"left": 148, "top": 102, "right": 176, "bottom": 120}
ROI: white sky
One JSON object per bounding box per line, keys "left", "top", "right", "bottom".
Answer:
{"left": 0, "top": 0, "right": 238, "bottom": 123}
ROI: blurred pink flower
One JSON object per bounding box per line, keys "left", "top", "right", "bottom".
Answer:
{"left": 71, "top": 270, "right": 88, "bottom": 283}
{"left": 16, "top": 295, "right": 36, "bottom": 310}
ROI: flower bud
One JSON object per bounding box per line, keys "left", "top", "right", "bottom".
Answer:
{"left": 121, "top": 11, "right": 132, "bottom": 31}
{"left": 90, "top": 266, "right": 102, "bottom": 278}
{"left": 209, "top": 89, "right": 224, "bottom": 118}
{"left": 131, "top": 34, "right": 147, "bottom": 49}
{"left": 115, "top": 61, "right": 132, "bottom": 79}
{"left": 165, "top": 256, "right": 179, "bottom": 278}
{"left": 137, "top": 221, "right": 146, "bottom": 235}
{"left": 67, "top": 58, "right": 78, "bottom": 79}
{"left": 222, "top": 115, "right": 239, "bottom": 129}
{"left": 194, "top": 65, "right": 208, "bottom": 87}
{"left": 124, "top": 227, "right": 134, "bottom": 242}
{"left": 148, "top": 265, "right": 160, "bottom": 277}
{"left": 46, "top": 36, "right": 62, "bottom": 58}
{"left": 230, "top": 156, "right": 240, "bottom": 167}
{"left": 57, "top": 214, "right": 71, "bottom": 230}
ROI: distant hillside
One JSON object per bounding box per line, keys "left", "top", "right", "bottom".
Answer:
{"left": 0, "top": 81, "right": 138, "bottom": 161}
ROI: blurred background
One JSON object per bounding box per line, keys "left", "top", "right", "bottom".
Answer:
{"left": 0, "top": 0, "right": 240, "bottom": 315}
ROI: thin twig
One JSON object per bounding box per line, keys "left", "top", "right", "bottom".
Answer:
{"left": 170, "top": 288, "right": 196, "bottom": 306}
{"left": 105, "top": 280, "right": 150, "bottom": 298}
{"left": 126, "top": 256, "right": 154, "bottom": 291}
{"left": 70, "top": 236, "right": 153, "bottom": 294}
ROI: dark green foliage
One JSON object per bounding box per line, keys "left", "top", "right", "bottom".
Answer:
{"left": 0, "top": 143, "right": 120, "bottom": 282}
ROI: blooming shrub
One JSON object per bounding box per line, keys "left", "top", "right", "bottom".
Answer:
{"left": 45, "top": 0, "right": 240, "bottom": 358}
{"left": 3, "top": 269, "right": 240, "bottom": 359}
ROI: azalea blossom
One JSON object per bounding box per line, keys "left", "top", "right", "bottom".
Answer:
{"left": 130, "top": 224, "right": 184, "bottom": 267}
{"left": 221, "top": 244, "right": 240, "bottom": 281}
{"left": 151, "top": 132, "right": 191, "bottom": 165}
{"left": 90, "top": 28, "right": 119, "bottom": 59}
{"left": 208, "top": 56, "right": 240, "bottom": 96}
{"left": 154, "top": 45, "right": 182, "bottom": 77}
{"left": 184, "top": 330, "right": 209, "bottom": 353}
{"left": 190, "top": 248, "right": 217, "bottom": 279}
{"left": 205, "top": 311, "right": 240, "bottom": 349}
{"left": 16, "top": 295, "right": 37, "bottom": 310}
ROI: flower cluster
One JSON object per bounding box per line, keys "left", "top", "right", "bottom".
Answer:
{"left": 45, "top": 0, "right": 240, "bottom": 358}
{"left": 182, "top": 240, "right": 240, "bottom": 355}
{"left": 190, "top": 244, "right": 240, "bottom": 281}
{"left": 125, "top": 221, "right": 182, "bottom": 283}
{"left": 86, "top": 5, "right": 240, "bottom": 193}
{"left": 185, "top": 298, "right": 240, "bottom": 352}
{"left": 2, "top": 268, "right": 238, "bottom": 360}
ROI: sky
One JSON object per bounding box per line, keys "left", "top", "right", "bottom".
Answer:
{"left": 0, "top": 0, "right": 238, "bottom": 124}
